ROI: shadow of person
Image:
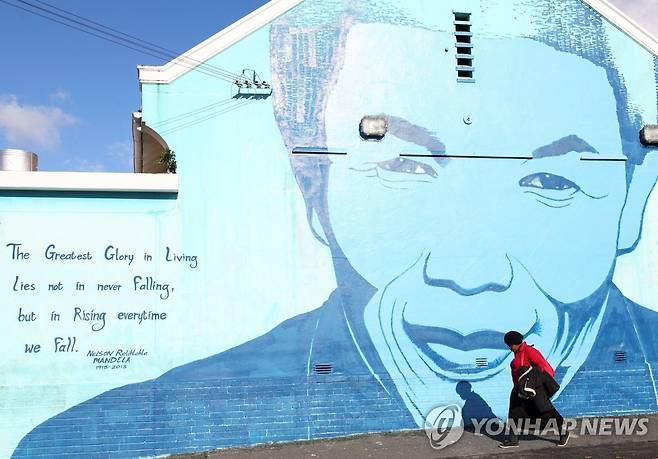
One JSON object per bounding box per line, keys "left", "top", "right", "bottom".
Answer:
{"left": 455, "top": 381, "right": 506, "bottom": 442}
{"left": 456, "top": 381, "right": 496, "bottom": 427}
{"left": 455, "top": 381, "right": 553, "bottom": 445}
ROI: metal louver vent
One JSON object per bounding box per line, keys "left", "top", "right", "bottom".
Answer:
{"left": 615, "top": 351, "right": 627, "bottom": 362}
{"left": 475, "top": 357, "right": 488, "bottom": 368}
{"left": 454, "top": 12, "right": 474, "bottom": 83}
{"left": 313, "top": 363, "right": 333, "bottom": 375}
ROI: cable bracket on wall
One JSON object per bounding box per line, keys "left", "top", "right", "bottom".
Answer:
{"left": 232, "top": 69, "right": 272, "bottom": 99}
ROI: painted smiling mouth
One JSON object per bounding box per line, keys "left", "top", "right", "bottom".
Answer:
{"left": 403, "top": 325, "right": 510, "bottom": 351}
{"left": 401, "top": 314, "right": 540, "bottom": 375}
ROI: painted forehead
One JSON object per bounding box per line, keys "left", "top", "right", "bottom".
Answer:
{"left": 272, "top": 0, "right": 655, "bottom": 167}
{"left": 271, "top": 0, "right": 615, "bottom": 125}
{"left": 324, "top": 30, "right": 621, "bottom": 156}
{"left": 276, "top": 0, "right": 602, "bottom": 37}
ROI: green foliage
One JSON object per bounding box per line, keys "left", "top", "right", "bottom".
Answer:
{"left": 157, "top": 149, "right": 177, "bottom": 173}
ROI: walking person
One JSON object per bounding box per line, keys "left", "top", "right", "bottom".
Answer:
{"left": 499, "top": 331, "right": 570, "bottom": 448}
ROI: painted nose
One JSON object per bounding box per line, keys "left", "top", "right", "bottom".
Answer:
{"left": 422, "top": 252, "right": 513, "bottom": 295}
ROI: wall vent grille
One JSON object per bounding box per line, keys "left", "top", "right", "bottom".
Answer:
{"left": 614, "top": 351, "right": 627, "bottom": 362}
{"left": 454, "top": 12, "right": 474, "bottom": 82}
{"left": 313, "top": 363, "right": 333, "bottom": 374}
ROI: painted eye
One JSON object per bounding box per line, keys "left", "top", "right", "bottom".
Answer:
{"left": 519, "top": 173, "right": 579, "bottom": 191}
{"left": 377, "top": 158, "right": 438, "bottom": 178}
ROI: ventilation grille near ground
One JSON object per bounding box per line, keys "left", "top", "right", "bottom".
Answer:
{"left": 454, "top": 12, "right": 474, "bottom": 82}
{"left": 313, "top": 363, "right": 333, "bottom": 374}
{"left": 614, "top": 351, "right": 627, "bottom": 362}
{"left": 475, "top": 357, "right": 488, "bottom": 368}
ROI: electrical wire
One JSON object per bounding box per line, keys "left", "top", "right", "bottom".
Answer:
{"left": 150, "top": 97, "right": 237, "bottom": 128}
{"left": 0, "top": 0, "right": 239, "bottom": 83}
{"left": 0, "top": 0, "right": 268, "bottom": 135}
{"left": 158, "top": 98, "right": 258, "bottom": 135}
{"left": 14, "top": 0, "right": 240, "bottom": 82}
{"left": 29, "top": 0, "right": 245, "bottom": 81}
{"left": 158, "top": 99, "right": 255, "bottom": 135}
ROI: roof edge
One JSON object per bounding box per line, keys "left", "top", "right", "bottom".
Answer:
{"left": 138, "top": 0, "right": 304, "bottom": 84}
{"left": 138, "top": 0, "right": 658, "bottom": 85}
{"left": 0, "top": 171, "right": 178, "bottom": 193}
{"left": 583, "top": 0, "right": 658, "bottom": 57}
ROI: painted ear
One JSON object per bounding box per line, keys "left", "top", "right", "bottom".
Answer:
{"left": 618, "top": 153, "right": 658, "bottom": 254}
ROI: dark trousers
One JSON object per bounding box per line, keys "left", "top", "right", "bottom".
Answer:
{"left": 507, "top": 388, "right": 564, "bottom": 441}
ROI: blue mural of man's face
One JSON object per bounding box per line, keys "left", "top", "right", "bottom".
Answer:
{"left": 320, "top": 24, "right": 633, "bottom": 419}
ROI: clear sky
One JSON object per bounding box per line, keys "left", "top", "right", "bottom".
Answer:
{"left": 0, "top": 0, "right": 656, "bottom": 172}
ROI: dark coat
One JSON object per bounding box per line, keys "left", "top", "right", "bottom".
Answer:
{"left": 517, "top": 364, "right": 561, "bottom": 413}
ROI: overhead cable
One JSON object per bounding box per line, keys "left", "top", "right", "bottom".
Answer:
{"left": 1, "top": 0, "right": 241, "bottom": 83}
{"left": 30, "top": 0, "right": 244, "bottom": 80}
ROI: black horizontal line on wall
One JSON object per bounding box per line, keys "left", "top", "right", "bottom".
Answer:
{"left": 400, "top": 154, "right": 531, "bottom": 160}
{"left": 291, "top": 149, "right": 347, "bottom": 156}
{"left": 291, "top": 152, "right": 347, "bottom": 155}
{"left": 400, "top": 154, "right": 628, "bottom": 162}
{"left": 580, "top": 157, "right": 627, "bottom": 162}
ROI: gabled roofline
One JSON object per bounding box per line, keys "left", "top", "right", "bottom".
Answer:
{"left": 585, "top": 0, "right": 658, "bottom": 57}
{"left": 137, "top": 0, "right": 658, "bottom": 86}
{"left": 138, "top": 0, "right": 304, "bottom": 84}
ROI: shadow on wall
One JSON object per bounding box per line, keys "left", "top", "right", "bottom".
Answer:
{"left": 456, "top": 380, "right": 496, "bottom": 426}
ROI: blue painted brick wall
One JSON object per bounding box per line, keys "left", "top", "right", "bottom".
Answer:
{"left": 15, "top": 363, "right": 658, "bottom": 458}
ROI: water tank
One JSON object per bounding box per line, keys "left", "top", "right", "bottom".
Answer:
{"left": 0, "top": 149, "right": 38, "bottom": 171}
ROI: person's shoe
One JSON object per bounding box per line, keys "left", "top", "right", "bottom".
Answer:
{"left": 558, "top": 431, "right": 570, "bottom": 447}
{"left": 499, "top": 439, "right": 520, "bottom": 448}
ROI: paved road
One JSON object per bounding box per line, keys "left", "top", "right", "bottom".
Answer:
{"left": 175, "top": 415, "right": 658, "bottom": 459}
